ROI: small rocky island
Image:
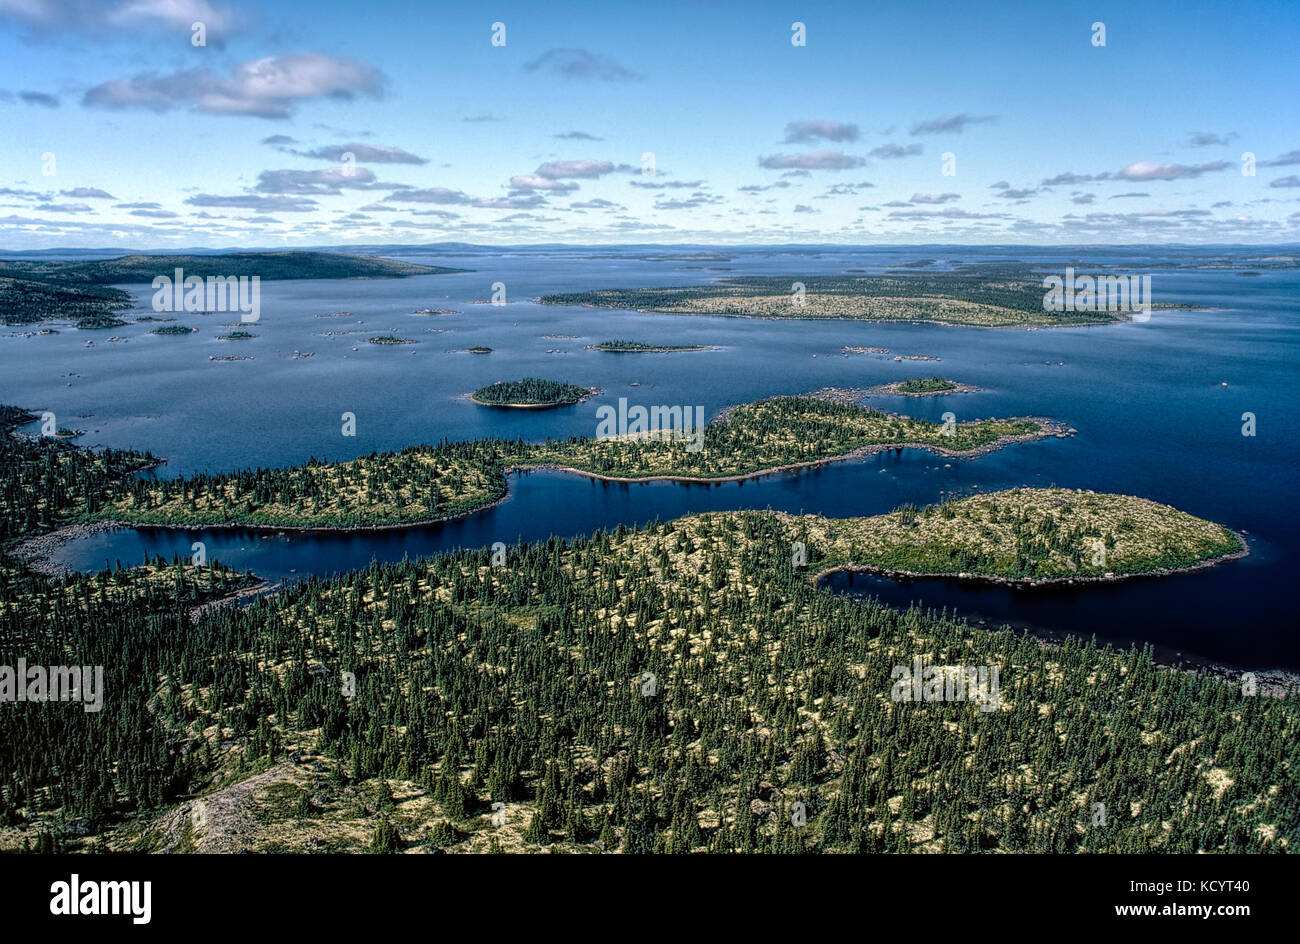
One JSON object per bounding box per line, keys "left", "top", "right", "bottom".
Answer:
{"left": 870, "top": 377, "right": 980, "bottom": 396}
{"left": 587, "top": 339, "right": 718, "bottom": 353}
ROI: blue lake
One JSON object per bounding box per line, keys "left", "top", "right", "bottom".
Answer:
{"left": 2, "top": 245, "right": 1295, "bottom": 670}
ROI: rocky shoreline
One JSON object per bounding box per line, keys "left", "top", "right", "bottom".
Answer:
{"left": 7, "top": 518, "right": 129, "bottom": 576}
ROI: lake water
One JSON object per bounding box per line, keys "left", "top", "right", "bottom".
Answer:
{"left": 2, "top": 245, "right": 1296, "bottom": 670}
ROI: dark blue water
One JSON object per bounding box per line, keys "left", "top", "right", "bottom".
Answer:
{"left": 3, "top": 246, "right": 1296, "bottom": 670}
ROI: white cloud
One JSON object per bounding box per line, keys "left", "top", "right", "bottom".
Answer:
{"left": 758, "top": 150, "right": 865, "bottom": 170}
{"left": 84, "top": 53, "right": 383, "bottom": 119}
{"left": 783, "top": 120, "right": 859, "bottom": 143}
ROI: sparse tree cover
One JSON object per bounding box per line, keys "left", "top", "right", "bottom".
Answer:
{"left": 79, "top": 398, "right": 1047, "bottom": 530}
{"left": 97, "top": 441, "right": 509, "bottom": 530}
{"left": 0, "top": 408, "right": 155, "bottom": 542}
{"left": 0, "top": 512, "right": 1292, "bottom": 852}
{"left": 895, "top": 377, "right": 958, "bottom": 394}
{"left": 540, "top": 273, "right": 1193, "bottom": 327}
{"left": 0, "top": 405, "right": 1280, "bottom": 854}
{"left": 0, "top": 558, "right": 255, "bottom": 834}
{"left": 815, "top": 489, "right": 1242, "bottom": 580}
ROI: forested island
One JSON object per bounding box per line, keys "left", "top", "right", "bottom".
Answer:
{"left": 870, "top": 377, "right": 981, "bottom": 396}
{"left": 468, "top": 379, "right": 595, "bottom": 408}
{"left": 808, "top": 488, "right": 1245, "bottom": 583}
{"left": 75, "top": 315, "right": 129, "bottom": 329}
{"left": 895, "top": 377, "right": 957, "bottom": 394}
{"left": 540, "top": 273, "right": 1192, "bottom": 328}
{"left": 587, "top": 340, "right": 718, "bottom": 352}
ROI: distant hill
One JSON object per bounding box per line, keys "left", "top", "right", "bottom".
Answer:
{"left": 0, "top": 251, "right": 468, "bottom": 285}
{"left": 0, "top": 251, "right": 468, "bottom": 325}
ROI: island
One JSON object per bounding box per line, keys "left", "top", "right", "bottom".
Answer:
{"left": 539, "top": 272, "right": 1195, "bottom": 328}
{"left": 468, "top": 378, "right": 596, "bottom": 408}
{"left": 870, "top": 377, "right": 979, "bottom": 396}
{"left": 587, "top": 339, "right": 718, "bottom": 353}
{"left": 367, "top": 335, "right": 417, "bottom": 345}
{"left": 75, "top": 315, "right": 130, "bottom": 329}
{"left": 806, "top": 488, "right": 1246, "bottom": 585}
{"left": 152, "top": 325, "right": 197, "bottom": 335}
{"left": 218, "top": 331, "right": 256, "bottom": 341}
{"left": 466, "top": 346, "right": 493, "bottom": 354}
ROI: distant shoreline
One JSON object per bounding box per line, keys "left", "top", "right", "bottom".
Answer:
{"left": 537, "top": 297, "right": 1216, "bottom": 329}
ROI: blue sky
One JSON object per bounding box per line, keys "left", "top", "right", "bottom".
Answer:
{"left": 0, "top": 0, "right": 1297, "bottom": 248}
